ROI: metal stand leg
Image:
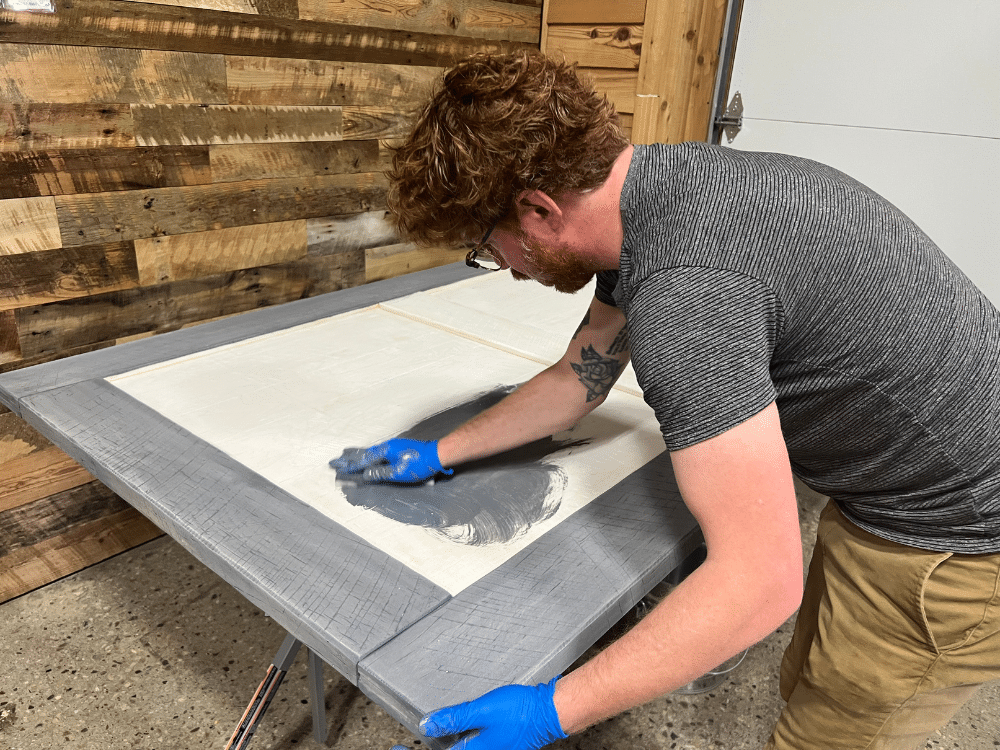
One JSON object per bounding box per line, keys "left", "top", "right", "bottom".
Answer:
{"left": 226, "top": 633, "right": 302, "bottom": 750}
{"left": 307, "top": 649, "right": 329, "bottom": 743}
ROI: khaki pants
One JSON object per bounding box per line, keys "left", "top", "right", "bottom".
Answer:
{"left": 766, "top": 501, "right": 1000, "bottom": 750}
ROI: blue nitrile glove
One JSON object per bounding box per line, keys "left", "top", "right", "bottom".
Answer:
{"left": 417, "top": 678, "right": 567, "bottom": 750}
{"left": 329, "top": 438, "right": 453, "bottom": 484}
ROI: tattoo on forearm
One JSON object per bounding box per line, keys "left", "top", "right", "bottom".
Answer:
{"left": 606, "top": 325, "right": 630, "bottom": 356}
{"left": 571, "top": 309, "right": 591, "bottom": 340}
{"left": 571, "top": 345, "right": 626, "bottom": 402}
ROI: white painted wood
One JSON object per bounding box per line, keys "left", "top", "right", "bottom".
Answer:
{"left": 726, "top": 0, "right": 1000, "bottom": 306}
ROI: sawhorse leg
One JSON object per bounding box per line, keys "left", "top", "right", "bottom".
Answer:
{"left": 226, "top": 633, "right": 329, "bottom": 748}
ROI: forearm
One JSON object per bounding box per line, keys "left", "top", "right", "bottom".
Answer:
{"left": 553, "top": 556, "right": 801, "bottom": 734}
{"left": 437, "top": 360, "right": 599, "bottom": 467}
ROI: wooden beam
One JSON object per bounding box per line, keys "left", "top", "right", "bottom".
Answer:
{"left": 132, "top": 104, "right": 343, "bottom": 147}
{"left": 631, "top": 0, "right": 728, "bottom": 144}
{"left": 55, "top": 172, "right": 386, "bottom": 247}
{"left": 0, "top": 0, "right": 530, "bottom": 67}
{"left": 210, "top": 141, "right": 381, "bottom": 183}
{"left": 0, "top": 147, "right": 211, "bottom": 200}
{"left": 545, "top": 25, "right": 643, "bottom": 69}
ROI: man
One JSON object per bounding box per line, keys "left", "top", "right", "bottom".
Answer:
{"left": 332, "top": 51, "right": 1000, "bottom": 749}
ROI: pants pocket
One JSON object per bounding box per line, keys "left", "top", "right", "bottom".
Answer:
{"left": 921, "top": 551, "right": 1000, "bottom": 653}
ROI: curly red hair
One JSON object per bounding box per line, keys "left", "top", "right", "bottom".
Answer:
{"left": 387, "top": 50, "right": 629, "bottom": 246}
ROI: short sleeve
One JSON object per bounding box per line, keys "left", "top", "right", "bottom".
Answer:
{"left": 628, "top": 266, "right": 784, "bottom": 450}
{"left": 595, "top": 271, "right": 620, "bottom": 307}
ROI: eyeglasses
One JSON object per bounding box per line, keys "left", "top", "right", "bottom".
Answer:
{"left": 465, "top": 219, "right": 503, "bottom": 272}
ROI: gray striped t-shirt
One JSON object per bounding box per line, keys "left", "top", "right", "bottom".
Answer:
{"left": 596, "top": 143, "right": 1000, "bottom": 553}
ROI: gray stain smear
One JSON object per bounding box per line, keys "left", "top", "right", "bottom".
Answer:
{"left": 339, "top": 386, "right": 589, "bottom": 546}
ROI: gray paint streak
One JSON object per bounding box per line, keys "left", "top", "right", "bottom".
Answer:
{"left": 340, "top": 387, "right": 588, "bottom": 545}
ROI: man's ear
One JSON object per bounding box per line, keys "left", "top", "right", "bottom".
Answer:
{"left": 514, "top": 189, "right": 564, "bottom": 240}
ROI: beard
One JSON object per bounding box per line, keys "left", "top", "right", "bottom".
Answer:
{"left": 513, "top": 235, "right": 602, "bottom": 294}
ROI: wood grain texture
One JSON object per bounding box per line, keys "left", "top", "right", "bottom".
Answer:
{"left": 55, "top": 172, "right": 386, "bottom": 247}
{"left": 226, "top": 57, "right": 440, "bottom": 107}
{"left": 0, "top": 104, "right": 135, "bottom": 152}
{"left": 0, "top": 196, "right": 61, "bottom": 255}
{"left": 0, "top": 410, "right": 50, "bottom": 464}
{"left": 115, "top": 0, "right": 260, "bottom": 14}
{"left": 359, "top": 452, "right": 701, "bottom": 731}
{"left": 14, "top": 253, "right": 367, "bottom": 357}
{"left": 0, "top": 311, "right": 20, "bottom": 364}
{"left": 307, "top": 210, "right": 399, "bottom": 255}
{"left": 132, "top": 104, "right": 343, "bottom": 147}
{"left": 632, "top": 0, "right": 728, "bottom": 144}
{"left": 0, "top": 44, "right": 227, "bottom": 105}
{"left": 0, "top": 0, "right": 529, "bottom": 67}
{"left": 580, "top": 68, "right": 639, "bottom": 114}
{"left": 210, "top": 141, "right": 381, "bottom": 182}
{"left": 297, "top": 0, "right": 541, "bottom": 43}
{"left": 365, "top": 242, "right": 464, "bottom": 282}
{"left": 545, "top": 24, "right": 643, "bottom": 69}
{"left": 0, "top": 446, "right": 93, "bottom": 513}
{"left": 134, "top": 220, "right": 307, "bottom": 285}
{"left": 0, "top": 505, "right": 161, "bottom": 603}
{"left": 16, "top": 378, "right": 450, "bottom": 678}
{"left": 0, "top": 147, "right": 211, "bottom": 200}
{"left": 0, "top": 242, "right": 140, "bottom": 311}
{"left": 545, "top": 0, "right": 646, "bottom": 24}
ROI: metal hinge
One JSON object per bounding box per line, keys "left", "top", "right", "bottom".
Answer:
{"left": 715, "top": 92, "right": 744, "bottom": 144}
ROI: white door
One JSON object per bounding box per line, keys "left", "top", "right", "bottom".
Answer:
{"left": 723, "top": 0, "right": 1000, "bottom": 304}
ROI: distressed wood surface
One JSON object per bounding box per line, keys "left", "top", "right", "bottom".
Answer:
{"left": 0, "top": 44, "right": 228, "bottom": 105}
{"left": 307, "top": 210, "right": 399, "bottom": 255}
{"left": 210, "top": 141, "right": 381, "bottom": 183}
{"left": 360, "top": 452, "right": 699, "bottom": 732}
{"left": 297, "top": 0, "right": 541, "bottom": 43}
{"left": 0, "top": 446, "right": 93, "bottom": 513}
{"left": 55, "top": 172, "right": 386, "bottom": 247}
{"left": 0, "top": 241, "right": 139, "bottom": 311}
{"left": 545, "top": 24, "right": 643, "bottom": 69}
{"left": 16, "top": 378, "right": 451, "bottom": 680}
{"left": 14, "top": 253, "right": 366, "bottom": 358}
{"left": 0, "top": 146, "right": 211, "bottom": 199}
{"left": 116, "top": 0, "right": 260, "bottom": 14}
{"left": 544, "top": 0, "right": 646, "bottom": 24}
{"left": 0, "top": 0, "right": 529, "bottom": 66}
{"left": 134, "top": 220, "right": 308, "bottom": 285}
{"left": 0, "top": 196, "right": 61, "bottom": 255}
{"left": 365, "top": 242, "right": 465, "bottom": 282}
{"left": 132, "top": 104, "right": 343, "bottom": 147}
{"left": 632, "top": 0, "right": 728, "bottom": 144}
{"left": 0, "top": 104, "right": 135, "bottom": 152}
{"left": 580, "top": 68, "right": 639, "bottom": 114}
{"left": 225, "top": 57, "right": 440, "bottom": 107}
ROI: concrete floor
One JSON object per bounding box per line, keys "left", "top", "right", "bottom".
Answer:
{"left": 2, "top": 485, "right": 998, "bottom": 750}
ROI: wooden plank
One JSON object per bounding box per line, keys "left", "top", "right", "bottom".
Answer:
{"left": 116, "top": 0, "right": 259, "bottom": 14}
{"left": 0, "top": 410, "right": 49, "bottom": 464}
{"left": 226, "top": 57, "right": 440, "bottom": 107}
{"left": 0, "top": 44, "right": 227, "bottom": 105}
{"left": 55, "top": 172, "right": 386, "bottom": 247}
{"left": 0, "top": 104, "right": 135, "bottom": 153}
{"left": 0, "top": 0, "right": 529, "bottom": 67}
{"left": 134, "top": 220, "right": 308, "bottom": 285}
{"left": 297, "top": 0, "right": 541, "bottom": 43}
{"left": 0, "top": 196, "right": 61, "bottom": 256}
{"left": 210, "top": 141, "right": 381, "bottom": 182}
{"left": 132, "top": 104, "right": 342, "bottom": 147}
{"left": 0, "top": 146, "right": 211, "bottom": 200}
{"left": 545, "top": 24, "right": 643, "bottom": 69}
{"left": 0, "top": 506, "right": 161, "bottom": 604}
{"left": 0, "top": 310, "right": 20, "bottom": 364}
{"left": 545, "top": 0, "right": 646, "bottom": 25}
{"left": 307, "top": 210, "right": 399, "bottom": 256}
{"left": 579, "top": 68, "right": 639, "bottom": 114}
{"left": 14, "top": 253, "right": 368, "bottom": 357}
{"left": 0, "top": 242, "right": 140, "bottom": 311}
{"left": 343, "top": 106, "right": 414, "bottom": 141}
{"left": 632, "top": 0, "right": 728, "bottom": 144}
{"left": 0, "top": 446, "right": 93, "bottom": 513}
{"left": 365, "top": 242, "right": 465, "bottom": 282}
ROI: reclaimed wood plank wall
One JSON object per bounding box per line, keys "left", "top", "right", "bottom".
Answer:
{"left": 0, "top": 0, "right": 539, "bottom": 602}
{"left": 541, "top": 0, "right": 728, "bottom": 144}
